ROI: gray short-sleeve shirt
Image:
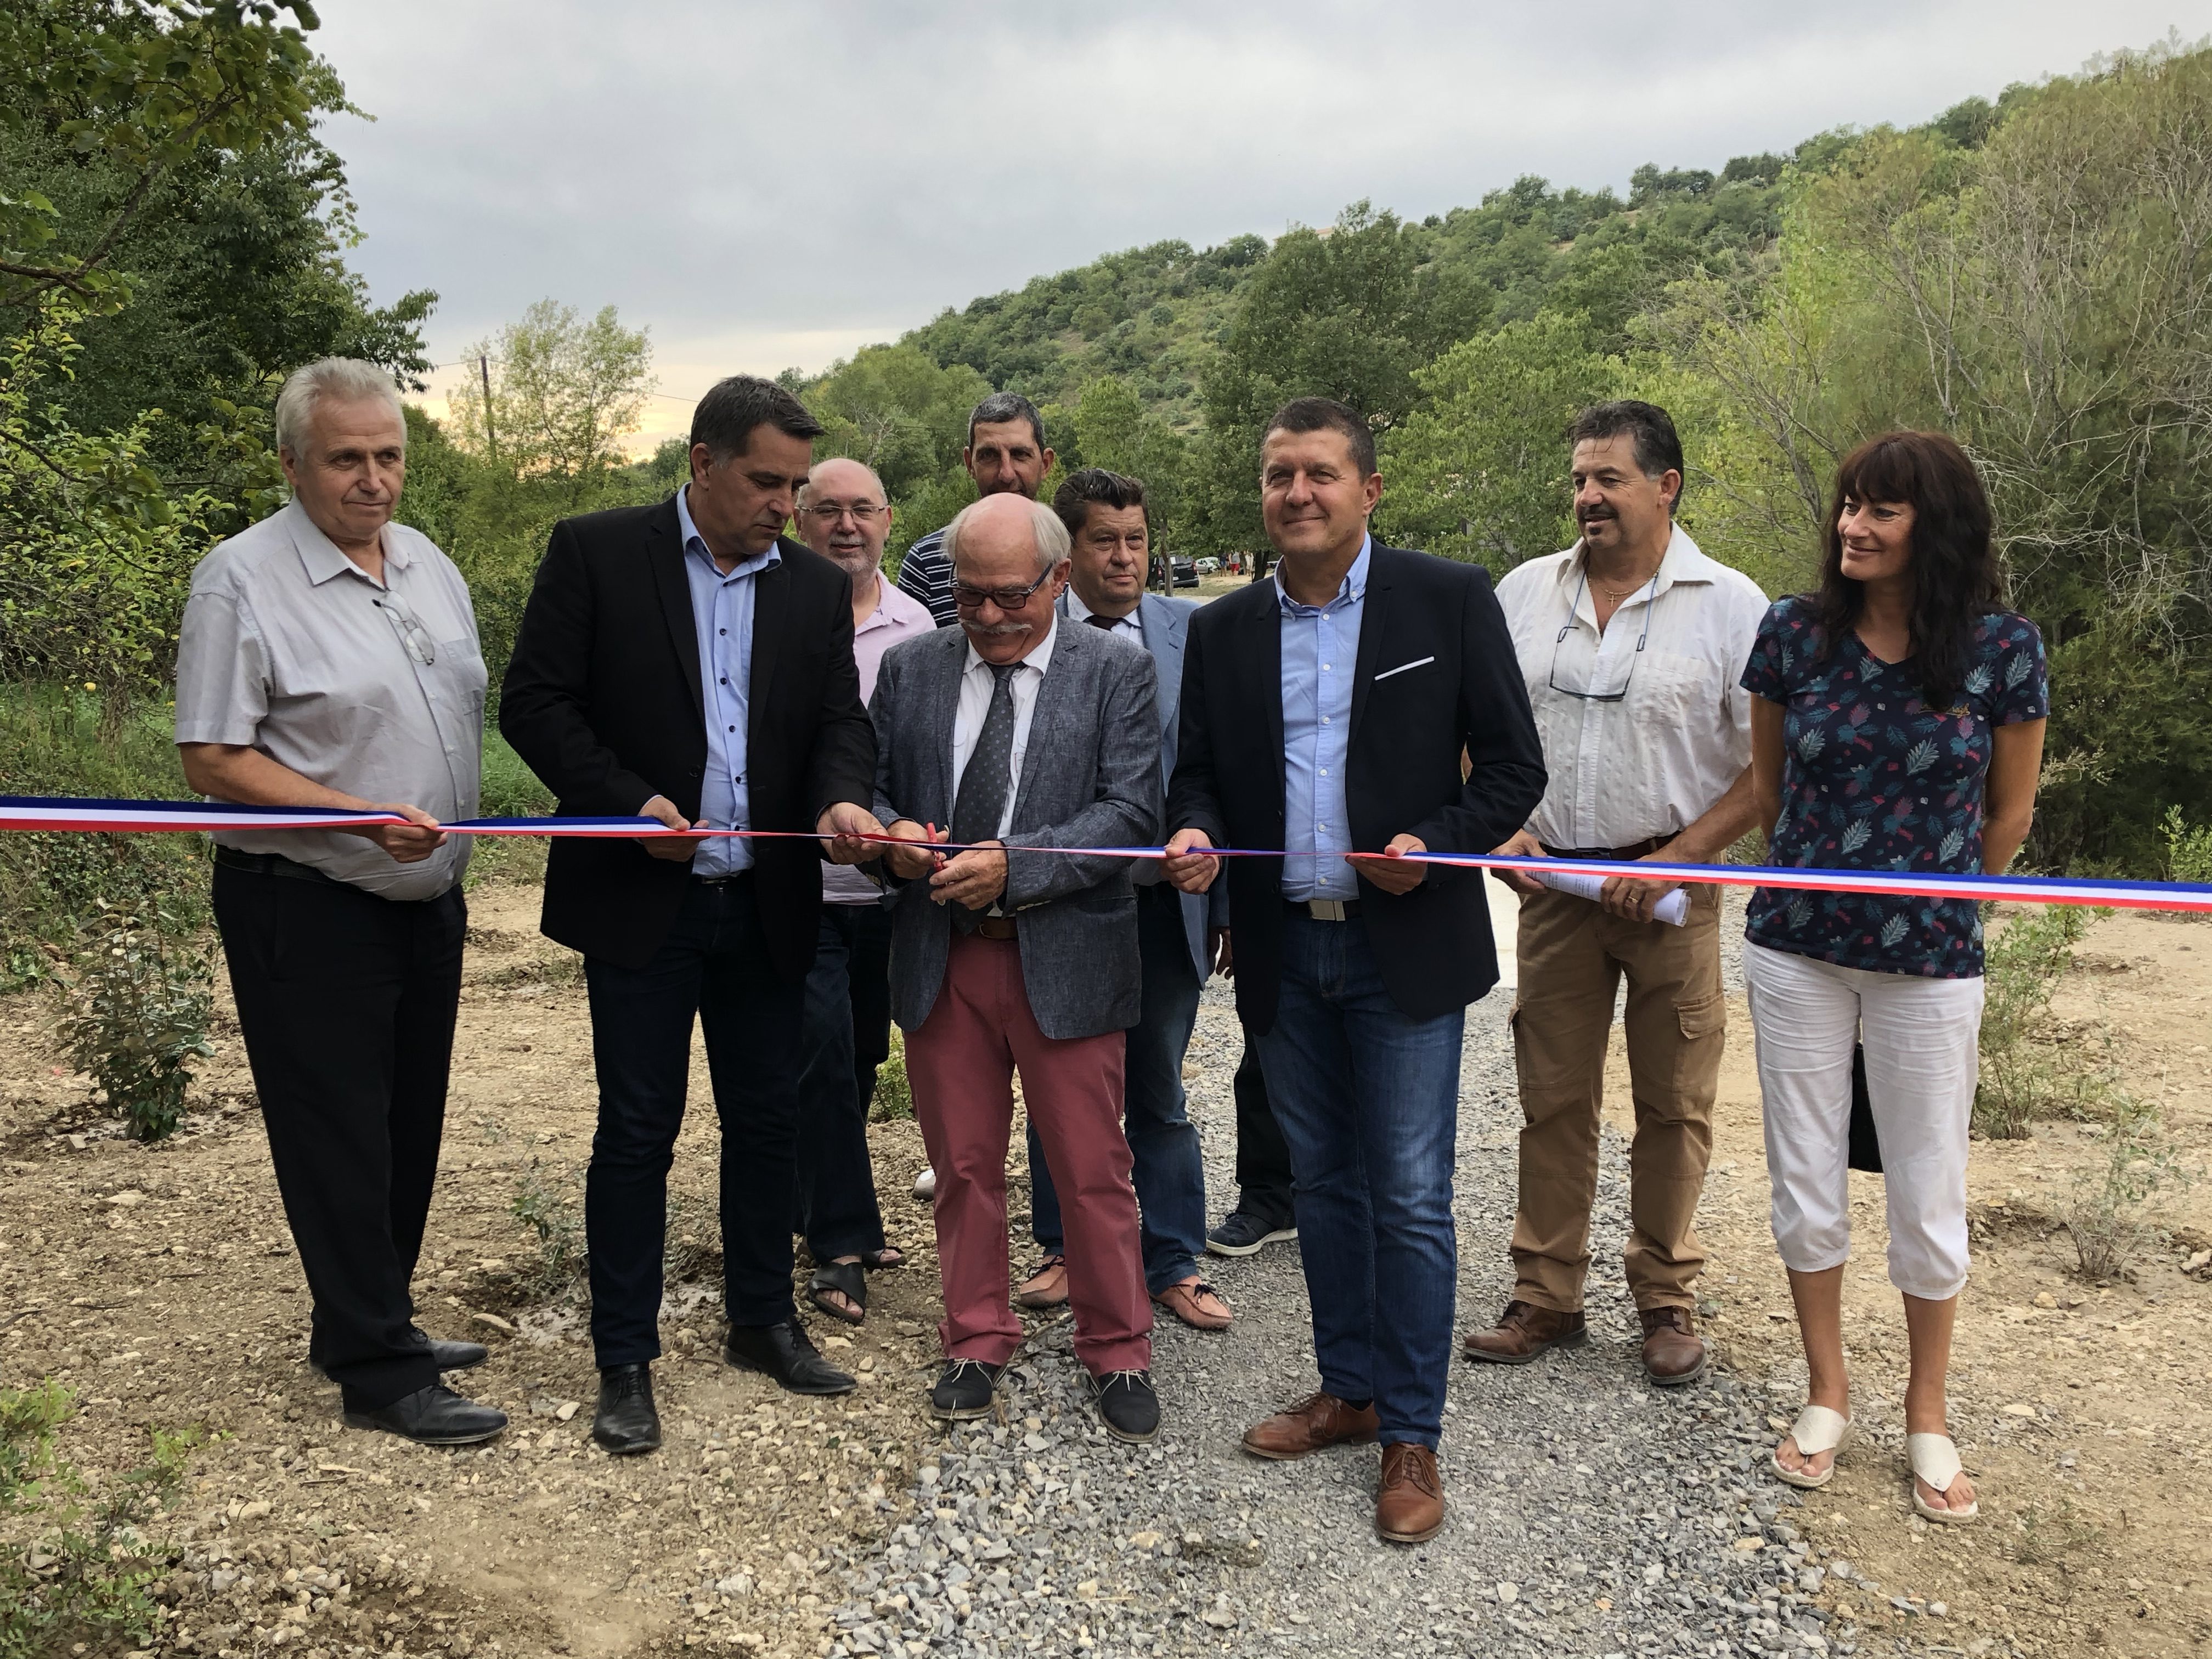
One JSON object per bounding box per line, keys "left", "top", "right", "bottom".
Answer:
{"left": 173, "top": 499, "right": 486, "bottom": 900}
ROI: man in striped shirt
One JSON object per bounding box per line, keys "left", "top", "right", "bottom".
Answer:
{"left": 896, "top": 391, "right": 1056, "bottom": 628}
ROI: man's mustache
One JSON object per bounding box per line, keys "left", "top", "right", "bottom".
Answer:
{"left": 1578, "top": 506, "right": 1617, "bottom": 523}
{"left": 966, "top": 620, "right": 1032, "bottom": 638}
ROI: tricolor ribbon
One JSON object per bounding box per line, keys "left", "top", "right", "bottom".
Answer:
{"left": 4, "top": 794, "right": 2208, "bottom": 913}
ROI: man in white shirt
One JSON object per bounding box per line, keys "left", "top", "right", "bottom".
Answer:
{"left": 1465, "top": 401, "right": 1768, "bottom": 1387}
{"left": 791, "top": 458, "right": 935, "bottom": 1323}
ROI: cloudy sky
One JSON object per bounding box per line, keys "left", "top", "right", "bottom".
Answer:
{"left": 313, "top": 1, "right": 2197, "bottom": 444}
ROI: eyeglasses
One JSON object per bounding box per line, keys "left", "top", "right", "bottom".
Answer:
{"left": 800, "top": 503, "right": 884, "bottom": 524}
{"left": 373, "top": 595, "right": 436, "bottom": 667}
{"left": 1545, "top": 566, "right": 1660, "bottom": 702}
{"left": 952, "top": 567, "right": 1057, "bottom": 613}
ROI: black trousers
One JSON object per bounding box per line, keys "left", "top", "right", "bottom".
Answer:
{"left": 583, "top": 876, "right": 806, "bottom": 1368}
{"left": 1233, "top": 1027, "right": 1296, "bottom": 1226}
{"left": 793, "top": 902, "right": 894, "bottom": 1261}
{"left": 213, "top": 861, "right": 465, "bottom": 1413}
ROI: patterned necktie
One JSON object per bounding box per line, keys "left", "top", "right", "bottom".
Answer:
{"left": 949, "top": 662, "right": 1019, "bottom": 933}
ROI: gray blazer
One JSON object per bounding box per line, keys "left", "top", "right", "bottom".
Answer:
{"left": 1058, "top": 590, "right": 1226, "bottom": 979}
{"left": 871, "top": 620, "right": 1162, "bottom": 1041}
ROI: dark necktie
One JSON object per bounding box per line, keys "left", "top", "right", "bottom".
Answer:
{"left": 1085, "top": 612, "right": 1120, "bottom": 631}
{"left": 949, "top": 663, "right": 1019, "bottom": 933}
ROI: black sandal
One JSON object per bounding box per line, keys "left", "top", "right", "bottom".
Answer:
{"left": 860, "top": 1246, "right": 905, "bottom": 1271}
{"left": 806, "top": 1261, "right": 867, "bottom": 1325}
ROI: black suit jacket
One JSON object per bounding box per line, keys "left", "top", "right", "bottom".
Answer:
{"left": 498, "top": 495, "right": 876, "bottom": 978}
{"left": 1166, "top": 541, "right": 1546, "bottom": 1032}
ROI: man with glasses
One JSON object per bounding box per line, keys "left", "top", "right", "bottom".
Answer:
{"left": 1464, "top": 400, "right": 1768, "bottom": 1388}
{"left": 895, "top": 392, "right": 1055, "bottom": 629}
{"left": 870, "top": 492, "right": 1164, "bottom": 1443}
{"left": 790, "top": 458, "right": 933, "bottom": 1322}
{"left": 176, "top": 359, "right": 504, "bottom": 1446}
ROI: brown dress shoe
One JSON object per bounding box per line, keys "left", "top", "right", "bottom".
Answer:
{"left": 1242, "top": 1391, "right": 1380, "bottom": 1462}
{"left": 1639, "top": 1305, "right": 1707, "bottom": 1386}
{"left": 1015, "top": 1255, "right": 1069, "bottom": 1310}
{"left": 1375, "top": 1442, "right": 1445, "bottom": 1544}
{"left": 1462, "top": 1299, "right": 1589, "bottom": 1365}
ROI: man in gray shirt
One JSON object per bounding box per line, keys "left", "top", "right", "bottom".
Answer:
{"left": 174, "top": 357, "right": 504, "bottom": 1447}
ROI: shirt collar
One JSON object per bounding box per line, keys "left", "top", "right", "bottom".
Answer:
{"left": 855, "top": 572, "right": 931, "bottom": 635}
{"left": 1064, "top": 586, "right": 1140, "bottom": 628}
{"left": 962, "top": 613, "right": 1058, "bottom": 678}
{"left": 286, "top": 498, "right": 405, "bottom": 587}
{"left": 1564, "top": 522, "right": 1713, "bottom": 600}
{"left": 676, "top": 486, "right": 782, "bottom": 581}
{"left": 1274, "top": 534, "right": 1371, "bottom": 615}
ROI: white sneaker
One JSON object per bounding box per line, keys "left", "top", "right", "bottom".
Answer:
{"left": 912, "top": 1166, "right": 936, "bottom": 1202}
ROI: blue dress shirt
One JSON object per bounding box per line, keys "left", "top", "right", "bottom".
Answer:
{"left": 1278, "top": 536, "right": 1369, "bottom": 900}
{"left": 675, "top": 487, "right": 780, "bottom": 877}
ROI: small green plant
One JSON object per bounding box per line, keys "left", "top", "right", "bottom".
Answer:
{"left": 53, "top": 904, "right": 215, "bottom": 1142}
{"left": 2011, "top": 1494, "right": 2104, "bottom": 1567}
{"left": 869, "top": 1029, "right": 915, "bottom": 1124}
{"left": 512, "top": 1160, "right": 586, "bottom": 1294}
{"left": 2161, "top": 805, "right": 2212, "bottom": 885}
{"left": 1974, "top": 905, "right": 2098, "bottom": 1139}
{"left": 2057, "top": 1111, "right": 2190, "bottom": 1281}
{"left": 0, "top": 1379, "right": 200, "bottom": 1659}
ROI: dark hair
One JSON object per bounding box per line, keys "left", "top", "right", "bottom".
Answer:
{"left": 1567, "top": 400, "right": 1685, "bottom": 510}
{"left": 691, "top": 375, "right": 823, "bottom": 464}
{"left": 1263, "top": 397, "right": 1376, "bottom": 477}
{"left": 1814, "top": 430, "right": 2005, "bottom": 707}
{"left": 968, "top": 392, "right": 1046, "bottom": 452}
{"left": 1052, "top": 469, "right": 1148, "bottom": 538}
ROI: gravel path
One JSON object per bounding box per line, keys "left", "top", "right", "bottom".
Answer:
{"left": 823, "top": 906, "right": 1868, "bottom": 1658}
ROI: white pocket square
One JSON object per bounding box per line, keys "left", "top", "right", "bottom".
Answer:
{"left": 1372, "top": 656, "right": 1436, "bottom": 682}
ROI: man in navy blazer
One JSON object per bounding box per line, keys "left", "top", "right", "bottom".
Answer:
{"left": 1014, "top": 471, "right": 1233, "bottom": 1334}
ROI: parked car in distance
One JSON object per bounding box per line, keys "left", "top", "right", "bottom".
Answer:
{"left": 1195, "top": 557, "right": 1221, "bottom": 573}
{"left": 1171, "top": 556, "right": 1198, "bottom": 588}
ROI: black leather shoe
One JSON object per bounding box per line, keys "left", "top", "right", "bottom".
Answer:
{"left": 723, "top": 1319, "right": 856, "bottom": 1396}
{"left": 592, "top": 1363, "right": 661, "bottom": 1455}
{"left": 929, "top": 1358, "right": 1005, "bottom": 1421}
{"left": 343, "top": 1384, "right": 506, "bottom": 1445}
{"left": 1091, "top": 1369, "right": 1160, "bottom": 1443}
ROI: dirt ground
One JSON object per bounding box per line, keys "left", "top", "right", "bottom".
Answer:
{"left": 5, "top": 888, "right": 2209, "bottom": 1658}
{"left": 1647, "top": 910, "right": 2212, "bottom": 1657}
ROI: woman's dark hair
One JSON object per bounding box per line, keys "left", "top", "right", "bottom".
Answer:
{"left": 1814, "top": 430, "right": 2005, "bottom": 707}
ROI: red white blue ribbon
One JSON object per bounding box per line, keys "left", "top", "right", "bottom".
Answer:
{"left": 5, "top": 795, "right": 2209, "bottom": 913}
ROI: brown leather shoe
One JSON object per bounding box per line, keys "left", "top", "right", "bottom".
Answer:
{"left": 1639, "top": 1305, "right": 1707, "bottom": 1386}
{"left": 1461, "top": 1299, "right": 1589, "bottom": 1365}
{"left": 1375, "top": 1442, "right": 1445, "bottom": 1544}
{"left": 1015, "top": 1255, "right": 1069, "bottom": 1310}
{"left": 1241, "top": 1391, "right": 1380, "bottom": 1462}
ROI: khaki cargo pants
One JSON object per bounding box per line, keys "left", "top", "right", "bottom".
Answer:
{"left": 1508, "top": 880, "right": 1726, "bottom": 1313}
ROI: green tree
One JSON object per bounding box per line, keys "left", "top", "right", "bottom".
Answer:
{"left": 1068, "top": 373, "right": 1190, "bottom": 542}
{"left": 448, "top": 300, "right": 654, "bottom": 493}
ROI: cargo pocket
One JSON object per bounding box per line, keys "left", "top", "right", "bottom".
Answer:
{"left": 1671, "top": 990, "right": 1727, "bottom": 1101}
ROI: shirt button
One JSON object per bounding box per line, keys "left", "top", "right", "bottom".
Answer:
{"left": 728, "top": 725, "right": 737, "bottom": 733}
{"left": 720, "top": 676, "right": 728, "bottom": 685}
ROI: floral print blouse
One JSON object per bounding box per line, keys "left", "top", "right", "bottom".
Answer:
{"left": 1739, "top": 596, "right": 2049, "bottom": 978}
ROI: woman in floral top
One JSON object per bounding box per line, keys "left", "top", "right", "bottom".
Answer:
{"left": 1742, "top": 431, "right": 2046, "bottom": 1528}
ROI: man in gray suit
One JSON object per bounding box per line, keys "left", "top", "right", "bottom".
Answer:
{"left": 872, "top": 492, "right": 1164, "bottom": 1442}
{"left": 1015, "top": 470, "right": 1233, "bottom": 1333}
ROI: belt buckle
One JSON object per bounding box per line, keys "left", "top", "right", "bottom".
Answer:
{"left": 1307, "top": 898, "right": 1348, "bottom": 922}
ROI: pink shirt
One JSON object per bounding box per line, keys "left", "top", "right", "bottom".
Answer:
{"left": 825, "top": 575, "right": 936, "bottom": 904}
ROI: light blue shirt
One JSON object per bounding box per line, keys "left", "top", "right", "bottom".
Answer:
{"left": 1279, "top": 536, "right": 1369, "bottom": 900}
{"left": 676, "top": 486, "right": 780, "bottom": 877}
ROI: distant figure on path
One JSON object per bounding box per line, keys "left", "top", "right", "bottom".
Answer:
{"left": 1466, "top": 400, "right": 1768, "bottom": 1387}
{"left": 176, "top": 357, "right": 504, "bottom": 1446}
{"left": 870, "top": 493, "right": 1164, "bottom": 1443}
{"left": 1164, "top": 397, "right": 1546, "bottom": 1545}
{"left": 790, "top": 456, "right": 934, "bottom": 1323}
{"left": 500, "top": 376, "right": 887, "bottom": 1457}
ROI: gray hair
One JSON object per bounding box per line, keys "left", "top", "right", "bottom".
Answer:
{"left": 800, "top": 456, "right": 889, "bottom": 504}
{"left": 943, "top": 496, "right": 1070, "bottom": 579}
{"left": 273, "top": 358, "right": 405, "bottom": 456}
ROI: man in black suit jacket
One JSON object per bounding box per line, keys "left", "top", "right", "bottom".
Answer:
{"left": 1165, "top": 398, "right": 1544, "bottom": 1545}
{"left": 501, "top": 376, "right": 885, "bottom": 1457}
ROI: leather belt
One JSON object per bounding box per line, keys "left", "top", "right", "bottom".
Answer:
{"left": 691, "top": 869, "right": 755, "bottom": 888}
{"left": 1288, "top": 896, "right": 1362, "bottom": 922}
{"left": 213, "top": 845, "right": 347, "bottom": 888}
{"left": 1541, "top": 837, "right": 1669, "bottom": 862}
{"left": 972, "top": 915, "right": 1018, "bottom": 940}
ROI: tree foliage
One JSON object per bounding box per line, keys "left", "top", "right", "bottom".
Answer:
{"left": 447, "top": 299, "right": 653, "bottom": 493}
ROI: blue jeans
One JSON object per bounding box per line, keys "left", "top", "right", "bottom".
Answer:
{"left": 583, "top": 877, "right": 805, "bottom": 1368}
{"left": 1257, "top": 910, "right": 1464, "bottom": 1448}
{"left": 1029, "top": 885, "right": 1207, "bottom": 1294}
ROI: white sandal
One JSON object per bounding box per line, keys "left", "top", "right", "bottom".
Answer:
{"left": 1770, "top": 1404, "right": 1853, "bottom": 1490}
{"left": 1906, "top": 1432, "right": 1979, "bottom": 1525}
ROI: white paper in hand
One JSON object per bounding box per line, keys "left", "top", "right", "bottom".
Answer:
{"left": 1534, "top": 867, "right": 1690, "bottom": 926}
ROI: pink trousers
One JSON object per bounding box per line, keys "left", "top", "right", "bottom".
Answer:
{"left": 905, "top": 932, "right": 1152, "bottom": 1375}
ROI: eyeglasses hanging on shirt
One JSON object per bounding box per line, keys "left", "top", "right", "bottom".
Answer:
{"left": 373, "top": 595, "right": 437, "bottom": 667}
{"left": 1545, "top": 565, "right": 1662, "bottom": 703}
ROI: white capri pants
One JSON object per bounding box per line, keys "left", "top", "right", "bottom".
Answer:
{"left": 1742, "top": 941, "right": 1985, "bottom": 1301}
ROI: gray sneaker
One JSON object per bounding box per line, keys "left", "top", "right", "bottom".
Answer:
{"left": 1205, "top": 1211, "right": 1297, "bottom": 1258}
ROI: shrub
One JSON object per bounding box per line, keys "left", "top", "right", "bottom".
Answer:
{"left": 2162, "top": 805, "right": 2212, "bottom": 885}
{"left": 2057, "top": 1113, "right": 2189, "bottom": 1282}
{"left": 870, "top": 1028, "right": 915, "bottom": 1123}
{"left": 0, "top": 1379, "right": 199, "bottom": 1659}
{"left": 53, "top": 905, "right": 215, "bottom": 1142}
{"left": 512, "top": 1160, "right": 586, "bottom": 1295}
{"left": 1974, "top": 905, "right": 2098, "bottom": 1139}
